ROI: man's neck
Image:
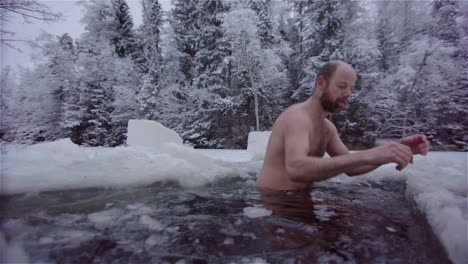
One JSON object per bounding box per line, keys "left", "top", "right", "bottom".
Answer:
{"left": 305, "top": 96, "right": 328, "bottom": 120}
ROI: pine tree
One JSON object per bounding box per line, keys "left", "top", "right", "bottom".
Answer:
{"left": 109, "top": 0, "right": 136, "bottom": 58}
{"left": 136, "top": 0, "right": 164, "bottom": 120}
{"left": 57, "top": 35, "right": 82, "bottom": 141}
{"left": 0, "top": 67, "right": 16, "bottom": 141}
{"left": 249, "top": 0, "right": 275, "bottom": 48}
{"left": 171, "top": 0, "right": 231, "bottom": 147}
{"left": 171, "top": 0, "right": 201, "bottom": 84}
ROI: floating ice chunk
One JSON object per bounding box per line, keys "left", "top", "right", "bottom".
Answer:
{"left": 386, "top": 227, "right": 397, "bottom": 233}
{"left": 247, "top": 131, "right": 271, "bottom": 160}
{"left": 140, "top": 215, "right": 163, "bottom": 231}
{"left": 88, "top": 209, "right": 120, "bottom": 225}
{"left": 223, "top": 237, "right": 235, "bottom": 245}
{"left": 175, "top": 259, "right": 188, "bottom": 264}
{"left": 126, "top": 119, "right": 183, "bottom": 148}
{"left": 166, "top": 226, "right": 179, "bottom": 233}
{"left": 275, "top": 228, "right": 285, "bottom": 234}
{"left": 39, "top": 237, "right": 54, "bottom": 245}
{"left": 243, "top": 206, "right": 272, "bottom": 218}
{"left": 242, "top": 232, "right": 257, "bottom": 239}
{"left": 145, "top": 234, "right": 167, "bottom": 247}
{"left": 127, "top": 203, "right": 156, "bottom": 215}
{"left": 0, "top": 232, "right": 30, "bottom": 264}
{"left": 230, "top": 257, "right": 270, "bottom": 264}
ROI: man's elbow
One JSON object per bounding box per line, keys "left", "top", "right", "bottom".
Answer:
{"left": 286, "top": 161, "right": 308, "bottom": 182}
{"left": 345, "top": 170, "right": 360, "bottom": 177}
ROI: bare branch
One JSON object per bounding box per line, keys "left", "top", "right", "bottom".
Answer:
{"left": 0, "top": 0, "right": 63, "bottom": 49}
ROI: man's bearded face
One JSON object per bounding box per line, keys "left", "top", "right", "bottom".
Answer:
{"left": 320, "top": 81, "right": 348, "bottom": 113}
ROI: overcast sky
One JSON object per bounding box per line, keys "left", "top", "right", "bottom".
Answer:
{"left": 1, "top": 0, "right": 171, "bottom": 70}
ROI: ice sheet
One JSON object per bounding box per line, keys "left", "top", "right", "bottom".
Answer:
{"left": 2, "top": 139, "right": 237, "bottom": 194}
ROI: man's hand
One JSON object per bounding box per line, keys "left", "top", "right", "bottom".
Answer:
{"left": 398, "top": 134, "right": 430, "bottom": 156}
{"left": 367, "top": 142, "right": 413, "bottom": 171}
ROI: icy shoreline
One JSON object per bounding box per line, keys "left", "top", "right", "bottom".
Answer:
{"left": 1, "top": 138, "right": 467, "bottom": 264}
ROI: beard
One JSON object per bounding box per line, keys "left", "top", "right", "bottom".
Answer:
{"left": 320, "top": 86, "right": 347, "bottom": 113}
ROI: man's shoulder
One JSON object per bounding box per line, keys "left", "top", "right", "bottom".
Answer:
{"left": 281, "top": 103, "right": 307, "bottom": 119}
{"left": 277, "top": 103, "right": 312, "bottom": 132}
{"left": 324, "top": 118, "right": 338, "bottom": 134}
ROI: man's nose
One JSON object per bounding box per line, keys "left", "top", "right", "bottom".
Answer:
{"left": 343, "top": 89, "right": 351, "bottom": 98}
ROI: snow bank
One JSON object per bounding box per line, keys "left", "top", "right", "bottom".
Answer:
{"left": 405, "top": 153, "right": 467, "bottom": 264}
{"left": 2, "top": 119, "right": 242, "bottom": 195}
{"left": 329, "top": 152, "right": 467, "bottom": 264}
{"left": 2, "top": 139, "right": 237, "bottom": 194}
{"left": 126, "top": 119, "right": 183, "bottom": 147}
{"left": 247, "top": 131, "right": 271, "bottom": 160}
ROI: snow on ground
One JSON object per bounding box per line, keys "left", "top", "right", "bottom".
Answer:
{"left": 1, "top": 123, "right": 467, "bottom": 264}
{"left": 196, "top": 149, "right": 253, "bottom": 163}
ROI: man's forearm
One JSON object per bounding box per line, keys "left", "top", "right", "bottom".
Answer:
{"left": 345, "top": 164, "right": 381, "bottom": 176}
{"left": 287, "top": 151, "right": 373, "bottom": 182}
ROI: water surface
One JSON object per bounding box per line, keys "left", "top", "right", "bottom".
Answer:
{"left": 0, "top": 173, "right": 451, "bottom": 264}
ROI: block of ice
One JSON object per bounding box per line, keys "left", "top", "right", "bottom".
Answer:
{"left": 2, "top": 138, "right": 237, "bottom": 194}
{"left": 140, "top": 215, "right": 163, "bottom": 231}
{"left": 405, "top": 153, "right": 468, "bottom": 264}
{"left": 126, "top": 119, "right": 183, "bottom": 148}
{"left": 0, "top": 232, "right": 30, "bottom": 263}
{"left": 247, "top": 131, "right": 271, "bottom": 160}
{"left": 243, "top": 206, "right": 272, "bottom": 218}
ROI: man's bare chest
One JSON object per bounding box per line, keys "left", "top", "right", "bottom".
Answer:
{"left": 308, "top": 123, "right": 330, "bottom": 157}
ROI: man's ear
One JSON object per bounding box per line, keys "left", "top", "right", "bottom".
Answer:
{"left": 316, "top": 76, "right": 325, "bottom": 92}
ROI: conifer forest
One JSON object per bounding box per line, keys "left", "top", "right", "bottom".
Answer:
{"left": 1, "top": 0, "right": 466, "bottom": 150}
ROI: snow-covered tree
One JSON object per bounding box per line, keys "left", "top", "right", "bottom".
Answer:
{"left": 289, "top": 0, "right": 343, "bottom": 103}
{"left": 136, "top": 0, "right": 164, "bottom": 120}
{"left": 249, "top": 0, "right": 275, "bottom": 48}
{"left": 76, "top": 0, "right": 139, "bottom": 146}
{"left": 222, "top": 3, "right": 287, "bottom": 133}
{"left": 0, "top": 67, "right": 17, "bottom": 141}
{"left": 170, "top": 0, "right": 231, "bottom": 147}
{"left": 109, "top": 0, "right": 136, "bottom": 58}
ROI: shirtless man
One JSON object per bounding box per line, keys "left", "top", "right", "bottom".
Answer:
{"left": 256, "top": 60, "right": 430, "bottom": 191}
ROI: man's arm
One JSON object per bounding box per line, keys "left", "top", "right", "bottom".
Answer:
{"left": 398, "top": 134, "right": 430, "bottom": 156}
{"left": 283, "top": 117, "right": 412, "bottom": 183}
{"left": 326, "top": 121, "right": 381, "bottom": 176}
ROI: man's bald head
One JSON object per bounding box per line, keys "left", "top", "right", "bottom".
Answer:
{"left": 315, "top": 60, "right": 355, "bottom": 88}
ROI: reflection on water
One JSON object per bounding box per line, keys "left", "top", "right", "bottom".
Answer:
{"left": 0, "top": 174, "right": 451, "bottom": 264}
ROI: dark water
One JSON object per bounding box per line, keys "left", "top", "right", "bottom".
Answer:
{"left": 0, "top": 173, "right": 451, "bottom": 264}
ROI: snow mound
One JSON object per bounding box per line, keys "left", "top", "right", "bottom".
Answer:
{"left": 2, "top": 138, "right": 237, "bottom": 195}
{"left": 247, "top": 131, "right": 271, "bottom": 160}
{"left": 126, "top": 119, "right": 183, "bottom": 147}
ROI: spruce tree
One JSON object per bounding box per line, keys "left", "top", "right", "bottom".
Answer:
{"left": 136, "top": 0, "right": 164, "bottom": 120}
{"left": 109, "top": 0, "right": 136, "bottom": 58}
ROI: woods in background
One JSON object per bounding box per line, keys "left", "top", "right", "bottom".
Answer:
{"left": 1, "top": 0, "right": 466, "bottom": 150}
